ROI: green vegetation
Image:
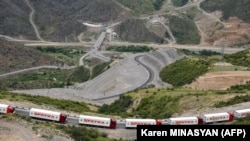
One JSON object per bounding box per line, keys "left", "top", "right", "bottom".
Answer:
{"left": 200, "top": 0, "right": 250, "bottom": 22}
{"left": 214, "top": 95, "right": 250, "bottom": 108}
{"left": 91, "top": 61, "right": 112, "bottom": 79}
{"left": 167, "top": 14, "right": 201, "bottom": 44}
{"left": 133, "top": 94, "right": 181, "bottom": 118}
{"left": 116, "top": 0, "right": 164, "bottom": 15}
{"left": 171, "top": 0, "right": 188, "bottom": 7}
{"left": 0, "top": 91, "right": 90, "bottom": 113}
{"left": 115, "top": 19, "right": 164, "bottom": 43}
{"left": 0, "top": 67, "right": 90, "bottom": 90}
{"left": 2, "top": 115, "right": 126, "bottom": 141}
{"left": 35, "top": 46, "right": 86, "bottom": 66}
{"left": 106, "top": 45, "right": 154, "bottom": 53}
{"left": 98, "top": 95, "right": 133, "bottom": 117}
{"left": 229, "top": 81, "right": 250, "bottom": 91}
{"left": 153, "top": 0, "right": 165, "bottom": 10}
{"left": 0, "top": 39, "right": 64, "bottom": 75}
{"left": 231, "top": 115, "right": 250, "bottom": 125}
{"left": 224, "top": 49, "right": 250, "bottom": 67}
{"left": 57, "top": 125, "right": 124, "bottom": 141}
{"left": 160, "top": 57, "right": 210, "bottom": 87}
{"left": 179, "top": 49, "right": 221, "bottom": 56}
{"left": 36, "top": 46, "right": 85, "bottom": 58}
{"left": 0, "top": 58, "right": 114, "bottom": 90}
{"left": 98, "top": 87, "right": 250, "bottom": 119}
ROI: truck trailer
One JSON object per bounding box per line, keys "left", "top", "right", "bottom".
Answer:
{"left": 125, "top": 118, "right": 162, "bottom": 128}
{"left": 0, "top": 104, "right": 15, "bottom": 114}
{"left": 79, "top": 115, "right": 116, "bottom": 129}
{"left": 29, "top": 108, "right": 67, "bottom": 123}
{"left": 201, "top": 112, "right": 234, "bottom": 124}
{"left": 168, "top": 116, "right": 203, "bottom": 125}
{"left": 233, "top": 109, "right": 250, "bottom": 118}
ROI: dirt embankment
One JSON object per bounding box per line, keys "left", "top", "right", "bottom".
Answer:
{"left": 0, "top": 117, "right": 73, "bottom": 141}
{"left": 196, "top": 12, "right": 250, "bottom": 47}
{"left": 186, "top": 70, "right": 250, "bottom": 90}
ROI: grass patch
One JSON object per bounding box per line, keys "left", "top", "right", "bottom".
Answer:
{"left": 35, "top": 46, "right": 87, "bottom": 66}
{"left": 106, "top": 45, "right": 154, "bottom": 53}
{"left": 91, "top": 61, "right": 112, "bottom": 79}
{"left": 98, "top": 87, "right": 250, "bottom": 119}
{"left": 213, "top": 95, "right": 250, "bottom": 108}
{"left": 0, "top": 67, "right": 90, "bottom": 90}
{"left": 231, "top": 115, "right": 250, "bottom": 125}
{"left": 160, "top": 57, "right": 210, "bottom": 87}
{"left": 0, "top": 91, "right": 91, "bottom": 113}
{"left": 116, "top": 0, "right": 164, "bottom": 15}
{"left": 2, "top": 114, "right": 127, "bottom": 141}
{"left": 98, "top": 95, "right": 132, "bottom": 117}
{"left": 224, "top": 49, "right": 250, "bottom": 68}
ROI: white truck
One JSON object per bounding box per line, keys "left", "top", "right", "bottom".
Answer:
{"left": 29, "top": 108, "right": 67, "bottom": 123}
{"left": 0, "top": 103, "right": 15, "bottom": 114}
{"left": 79, "top": 115, "right": 116, "bottom": 129}
{"left": 201, "top": 112, "right": 234, "bottom": 123}
{"left": 168, "top": 116, "right": 201, "bottom": 125}
{"left": 125, "top": 118, "right": 161, "bottom": 128}
{"left": 233, "top": 109, "right": 250, "bottom": 118}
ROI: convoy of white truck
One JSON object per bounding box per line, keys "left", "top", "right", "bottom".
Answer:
{"left": 0, "top": 103, "right": 250, "bottom": 129}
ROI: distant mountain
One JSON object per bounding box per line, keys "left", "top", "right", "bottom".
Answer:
{"left": 31, "top": 0, "right": 132, "bottom": 42}
{"left": 0, "top": 0, "right": 132, "bottom": 42}
{"left": 0, "top": 0, "right": 249, "bottom": 45}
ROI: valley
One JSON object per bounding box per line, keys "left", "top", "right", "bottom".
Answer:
{"left": 0, "top": 0, "right": 250, "bottom": 141}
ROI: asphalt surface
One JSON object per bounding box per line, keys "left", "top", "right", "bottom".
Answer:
{"left": 12, "top": 48, "right": 185, "bottom": 106}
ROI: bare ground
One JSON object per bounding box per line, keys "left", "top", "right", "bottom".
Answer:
{"left": 3, "top": 69, "right": 250, "bottom": 140}
{"left": 0, "top": 116, "right": 73, "bottom": 141}
{"left": 186, "top": 70, "right": 250, "bottom": 90}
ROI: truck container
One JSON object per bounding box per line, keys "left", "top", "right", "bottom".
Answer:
{"left": 79, "top": 115, "right": 116, "bottom": 129}
{"left": 168, "top": 116, "right": 203, "bottom": 125}
{"left": 125, "top": 119, "right": 161, "bottom": 128}
{"left": 0, "top": 104, "right": 15, "bottom": 114}
{"left": 201, "top": 112, "right": 234, "bottom": 123}
{"left": 29, "top": 108, "right": 67, "bottom": 123}
{"left": 233, "top": 109, "right": 250, "bottom": 118}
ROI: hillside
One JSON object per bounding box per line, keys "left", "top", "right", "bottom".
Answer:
{"left": 0, "top": 0, "right": 132, "bottom": 42}
{"left": 0, "top": 39, "right": 64, "bottom": 75}
{"left": 0, "top": 0, "right": 36, "bottom": 39}
{"left": 114, "top": 18, "right": 166, "bottom": 43}
{"left": 0, "top": 0, "right": 250, "bottom": 45}
{"left": 31, "top": 0, "right": 132, "bottom": 42}
{"left": 1, "top": 0, "right": 250, "bottom": 140}
{"left": 200, "top": 0, "right": 250, "bottom": 23}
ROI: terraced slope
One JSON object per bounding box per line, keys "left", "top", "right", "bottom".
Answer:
{"left": 12, "top": 48, "right": 185, "bottom": 105}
